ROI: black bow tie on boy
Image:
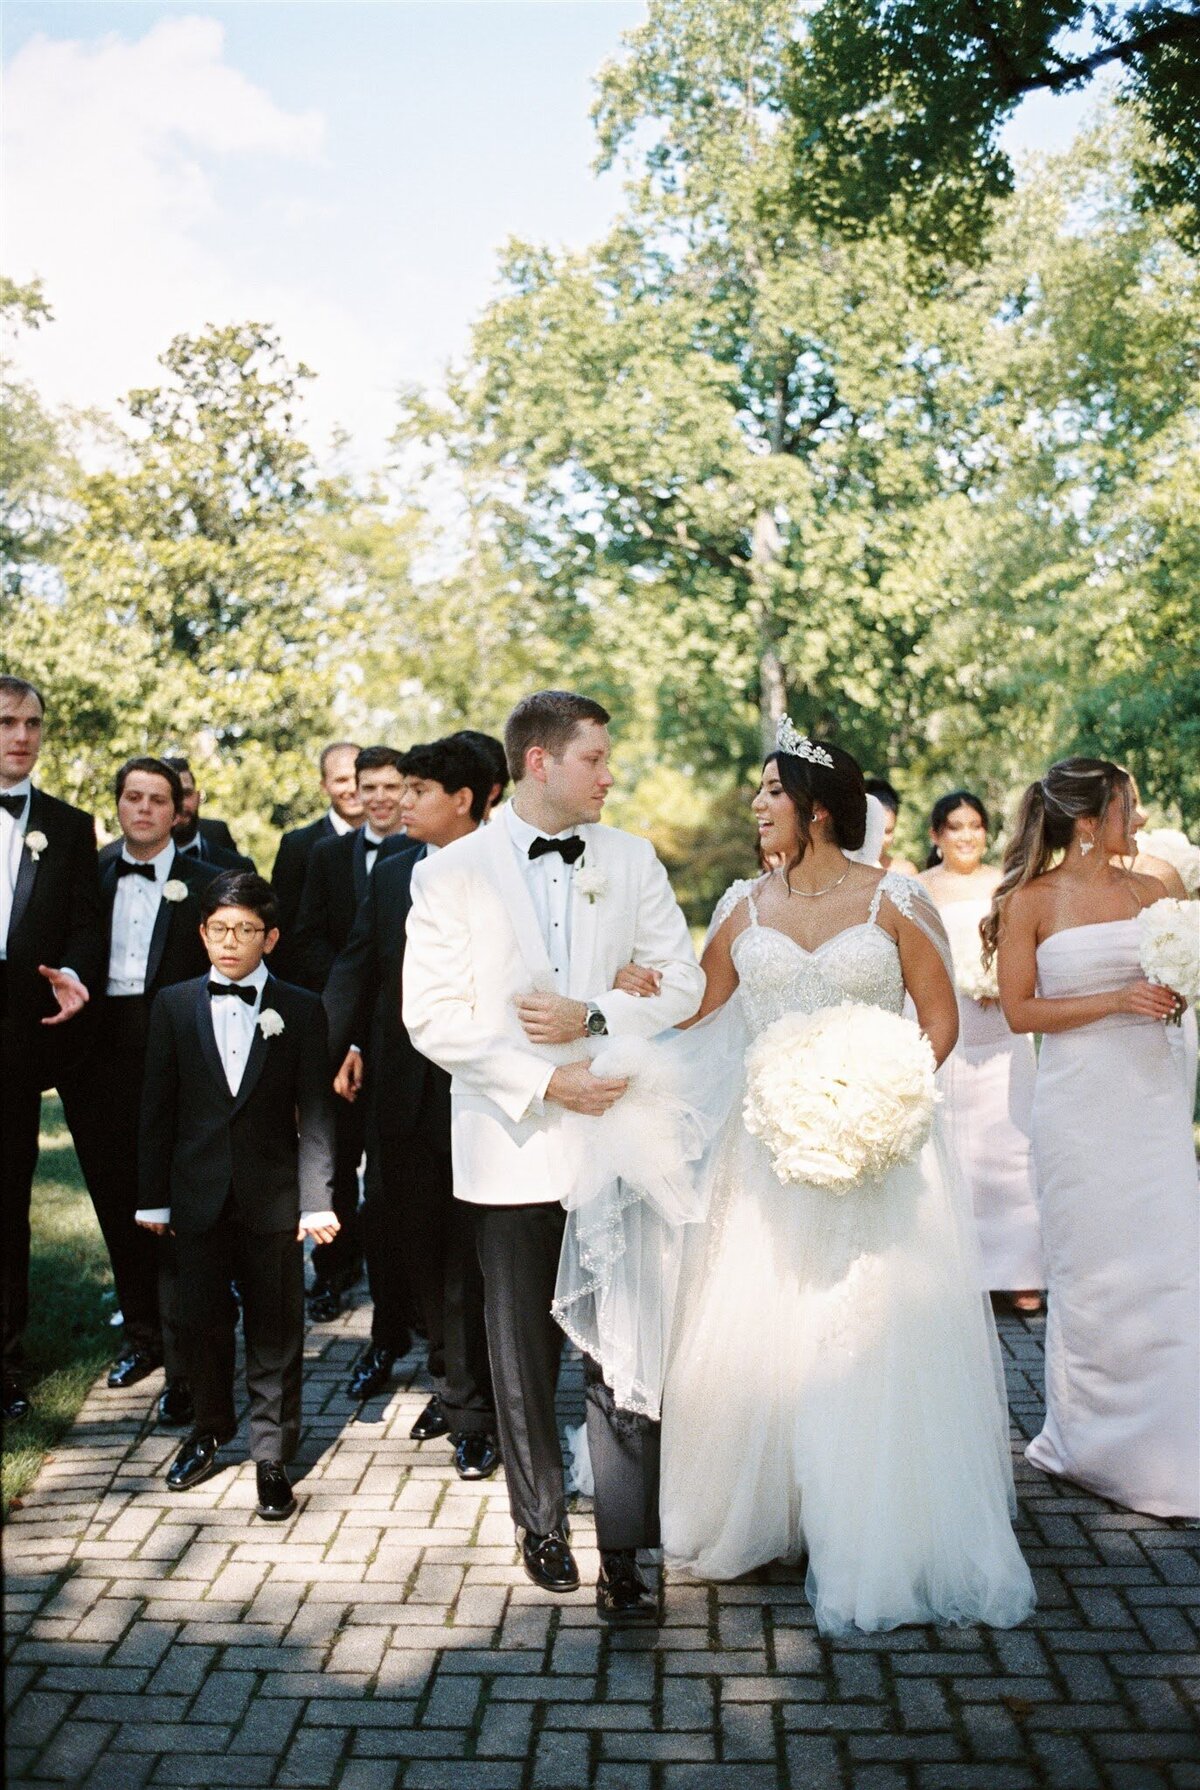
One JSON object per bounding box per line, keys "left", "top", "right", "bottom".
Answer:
{"left": 207, "top": 982, "right": 257, "bottom": 1005}
{"left": 528, "top": 836, "right": 584, "bottom": 865}
{"left": 0, "top": 792, "right": 26, "bottom": 818}
{"left": 116, "top": 859, "right": 157, "bottom": 881}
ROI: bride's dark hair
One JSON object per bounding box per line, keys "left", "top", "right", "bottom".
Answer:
{"left": 768, "top": 741, "right": 868, "bottom": 875}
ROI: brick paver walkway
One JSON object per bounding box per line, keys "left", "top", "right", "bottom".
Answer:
{"left": 4, "top": 1297, "right": 1198, "bottom": 1789}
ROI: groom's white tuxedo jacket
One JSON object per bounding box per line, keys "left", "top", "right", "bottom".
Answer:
{"left": 403, "top": 804, "right": 705, "bottom": 1206}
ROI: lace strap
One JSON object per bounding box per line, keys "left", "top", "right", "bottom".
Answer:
{"left": 705, "top": 876, "right": 760, "bottom": 945}
{"left": 868, "top": 868, "right": 917, "bottom": 926}
{"left": 868, "top": 871, "right": 955, "bottom": 982}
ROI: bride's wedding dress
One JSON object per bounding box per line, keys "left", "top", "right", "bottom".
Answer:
{"left": 658, "top": 876, "right": 1036, "bottom": 1635}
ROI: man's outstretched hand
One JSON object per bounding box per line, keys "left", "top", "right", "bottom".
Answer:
{"left": 544, "top": 1061, "right": 628, "bottom": 1115}
{"left": 38, "top": 965, "right": 89, "bottom": 1025}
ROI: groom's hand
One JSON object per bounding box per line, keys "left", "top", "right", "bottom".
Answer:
{"left": 544, "top": 1062, "right": 629, "bottom": 1115}
{"left": 516, "top": 990, "right": 588, "bottom": 1044}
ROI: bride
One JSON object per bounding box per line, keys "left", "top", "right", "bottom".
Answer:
{"left": 556, "top": 721, "right": 1035, "bottom": 1636}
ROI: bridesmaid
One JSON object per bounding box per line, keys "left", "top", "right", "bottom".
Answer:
{"left": 1113, "top": 776, "right": 1198, "bottom": 1108}
{"left": 921, "top": 792, "right": 1044, "bottom": 1313}
{"left": 864, "top": 779, "right": 920, "bottom": 876}
{"left": 986, "top": 758, "right": 1199, "bottom": 1520}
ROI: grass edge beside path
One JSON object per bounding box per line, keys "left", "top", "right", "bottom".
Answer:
{"left": 1, "top": 1097, "right": 115, "bottom": 1517}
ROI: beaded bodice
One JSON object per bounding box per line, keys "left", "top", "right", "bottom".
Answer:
{"left": 727, "top": 876, "right": 908, "bottom": 1038}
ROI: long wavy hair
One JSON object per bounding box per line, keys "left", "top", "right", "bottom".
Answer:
{"left": 981, "top": 758, "right": 1132, "bottom": 965}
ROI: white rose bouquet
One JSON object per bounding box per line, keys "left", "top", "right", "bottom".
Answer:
{"left": 1137, "top": 829, "right": 1200, "bottom": 897}
{"left": 743, "top": 1003, "right": 938, "bottom": 1193}
{"left": 1136, "top": 899, "right": 1200, "bottom": 1024}
{"left": 955, "top": 951, "right": 1000, "bottom": 1004}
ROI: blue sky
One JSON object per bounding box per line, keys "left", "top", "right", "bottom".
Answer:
{"left": 3, "top": 2, "right": 1099, "bottom": 467}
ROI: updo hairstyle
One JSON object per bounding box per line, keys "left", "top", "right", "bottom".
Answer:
{"left": 769, "top": 741, "right": 868, "bottom": 875}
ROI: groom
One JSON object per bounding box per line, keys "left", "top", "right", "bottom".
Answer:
{"left": 404, "top": 691, "right": 704, "bottom": 1622}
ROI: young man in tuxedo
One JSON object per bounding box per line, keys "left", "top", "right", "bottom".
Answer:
{"left": 136, "top": 872, "right": 338, "bottom": 1519}
{"left": 269, "top": 741, "right": 363, "bottom": 979}
{"left": 59, "top": 757, "right": 216, "bottom": 1420}
{"left": 292, "top": 744, "right": 410, "bottom": 1319}
{"left": 160, "top": 756, "right": 255, "bottom": 871}
{"left": 448, "top": 730, "right": 508, "bottom": 819}
{"left": 325, "top": 738, "right": 497, "bottom": 1478}
{"left": 404, "top": 691, "right": 705, "bottom": 1623}
{"left": 1, "top": 675, "right": 104, "bottom": 1423}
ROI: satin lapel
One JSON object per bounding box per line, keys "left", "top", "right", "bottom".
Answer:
{"left": 8, "top": 788, "right": 46, "bottom": 944}
{"left": 193, "top": 979, "right": 233, "bottom": 1101}
{"left": 231, "top": 978, "right": 276, "bottom": 1114}
{"left": 567, "top": 827, "right": 602, "bottom": 1000}
{"left": 144, "top": 890, "right": 173, "bottom": 992}
{"left": 351, "top": 832, "right": 368, "bottom": 906}
{"left": 99, "top": 853, "right": 120, "bottom": 965}
{"left": 482, "top": 820, "right": 555, "bottom": 988}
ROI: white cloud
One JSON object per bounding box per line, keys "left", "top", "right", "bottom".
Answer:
{"left": 2, "top": 15, "right": 393, "bottom": 467}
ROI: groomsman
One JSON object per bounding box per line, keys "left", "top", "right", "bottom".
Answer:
{"left": 59, "top": 757, "right": 216, "bottom": 1419}
{"left": 292, "top": 745, "right": 409, "bottom": 1317}
{"left": 325, "top": 738, "right": 497, "bottom": 1477}
{"left": 0, "top": 675, "right": 104, "bottom": 1423}
{"left": 449, "top": 730, "right": 509, "bottom": 819}
{"left": 136, "top": 871, "right": 337, "bottom": 1518}
{"left": 269, "top": 740, "right": 363, "bottom": 980}
{"left": 161, "top": 757, "right": 255, "bottom": 871}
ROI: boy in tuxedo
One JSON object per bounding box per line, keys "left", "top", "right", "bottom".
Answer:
{"left": 137, "top": 872, "right": 337, "bottom": 1519}
{"left": 60, "top": 757, "right": 216, "bottom": 1418}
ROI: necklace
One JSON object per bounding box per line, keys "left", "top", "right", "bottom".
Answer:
{"left": 777, "top": 865, "right": 851, "bottom": 899}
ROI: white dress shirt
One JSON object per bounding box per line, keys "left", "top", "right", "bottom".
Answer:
{"left": 328, "top": 807, "right": 353, "bottom": 837}
{"left": 0, "top": 777, "right": 32, "bottom": 959}
{"left": 107, "top": 841, "right": 177, "bottom": 995}
{"left": 504, "top": 803, "right": 579, "bottom": 991}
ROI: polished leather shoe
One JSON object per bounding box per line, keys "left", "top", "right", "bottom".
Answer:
{"left": 521, "top": 1527, "right": 580, "bottom": 1594}
{"left": 596, "top": 1550, "right": 659, "bottom": 1626}
{"left": 306, "top": 1281, "right": 341, "bottom": 1323}
{"left": 106, "top": 1349, "right": 163, "bottom": 1389}
{"left": 2, "top": 1376, "right": 31, "bottom": 1422}
{"left": 454, "top": 1433, "right": 500, "bottom": 1481}
{"left": 409, "top": 1394, "right": 450, "bottom": 1441}
{"left": 166, "top": 1431, "right": 232, "bottom": 1492}
{"left": 348, "top": 1346, "right": 394, "bottom": 1401}
{"left": 157, "top": 1380, "right": 194, "bottom": 1427}
{"left": 255, "top": 1461, "right": 297, "bottom": 1521}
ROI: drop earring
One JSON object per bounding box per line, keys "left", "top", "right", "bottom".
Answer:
{"left": 1079, "top": 836, "right": 1094, "bottom": 857}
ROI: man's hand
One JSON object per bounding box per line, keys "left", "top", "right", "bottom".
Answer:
{"left": 544, "top": 1061, "right": 629, "bottom": 1115}
{"left": 38, "top": 965, "right": 89, "bottom": 1025}
{"left": 333, "top": 1047, "right": 364, "bottom": 1102}
{"left": 298, "top": 1215, "right": 341, "bottom": 1245}
{"left": 137, "top": 1220, "right": 170, "bottom": 1235}
{"left": 614, "top": 962, "right": 662, "bottom": 998}
{"left": 516, "top": 990, "right": 588, "bottom": 1045}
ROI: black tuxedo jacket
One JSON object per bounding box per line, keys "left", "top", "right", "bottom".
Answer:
{"left": 291, "top": 828, "right": 409, "bottom": 992}
{"left": 3, "top": 788, "right": 105, "bottom": 1083}
{"left": 324, "top": 843, "right": 448, "bottom": 1141}
{"left": 198, "top": 816, "right": 240, "bottom": 856}
{"left": 168, "top": 827, "right": 256, "bottom": 875}
{"left": 270, "top": 814, "right": 345, "bottom": 978}
{"left": 95, "top": 848, "right": 215, "bottom": 1001}
{"left": 139, "top": 974, "right": 336, "bottom": 1234}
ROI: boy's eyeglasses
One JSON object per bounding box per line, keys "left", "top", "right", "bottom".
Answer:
{"left": 204, "top": 921, "right": 266, "bottom": 942}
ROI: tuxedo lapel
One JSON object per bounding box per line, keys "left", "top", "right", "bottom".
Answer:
{"left": 231, "top": 978, "right": 277, "bottom": 1114}
{"left": 144, "top": 889, "right": 173, "bottom": 992}
{"left": 99, "top": 852, "right": 120, "bottom": 965}
{"left": 193, "top": 978, "right": 233, "bottom": 1100}
{"left": 9, "top": 788, "right": 46, "bottom": 944}
{"left": 482, "top": 821, "right": 555, "bottom": 987}
{"left": 351, "top": 832, "right": 368, "bottom": 905}
{"left": 567, "top": 828, "right": 602, "bottom": 1000}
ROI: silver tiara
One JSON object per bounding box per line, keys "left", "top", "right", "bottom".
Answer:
{"left": 776, "top": 716, "right": 834, "bottom": 768}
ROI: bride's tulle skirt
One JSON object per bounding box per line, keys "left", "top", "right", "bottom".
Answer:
{"left": 660, "top": 1112, "right": 1037, "bottom": 1636}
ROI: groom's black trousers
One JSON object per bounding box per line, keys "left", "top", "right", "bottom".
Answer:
{"left": 473, "top": 1201, "right": 660, "bottom": 1550}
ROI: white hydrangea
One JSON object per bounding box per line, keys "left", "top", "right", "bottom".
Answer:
{"left": 1138, "top": 828, "right": 1200, "bottom": 896}
{"left": 743, "top": 1002, "right": 938, "bottom": 1194}
{"left": 1137, "top": 899, "right": 1200, "bottom": 1009}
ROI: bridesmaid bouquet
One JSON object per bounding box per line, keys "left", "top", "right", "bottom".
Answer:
{"left": 1137, "top": 900, "right": 1200, "bottom": 1023}
{"left": 1137, "top": 828, "right": 1200, "bottom": 896}
{"left": 955, "top": 951, "right": 1000, "bottom": 1004}
{"left": 744, "top": 1003, "right": 938, "bottom": 1193}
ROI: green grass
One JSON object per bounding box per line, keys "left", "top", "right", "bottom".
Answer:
{"left": 2, "top": 1098, "right": 116, "bottom": 1517}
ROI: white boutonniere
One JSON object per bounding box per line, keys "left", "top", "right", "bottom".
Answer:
{"left": 24, "top": 830, "right": 48, "bottom": 861}
{"left": 574, "top": 864, "right": 608, "bottom": 905}
{"left": 258, "top": 1009, "right": 285, "bottom": 1038}
{"left": 162, "top": 879, "right": 189, "bottom": 903}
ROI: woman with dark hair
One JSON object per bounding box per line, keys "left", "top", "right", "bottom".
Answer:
{"left": 987, "top": 759, "right": 1198, "bottom": 1520}
{"left": 639, "top": 721, "right": 1034, "bottom": 1634}
{"left": 921, "top": 792, "right": 1043, "bottom": 1313}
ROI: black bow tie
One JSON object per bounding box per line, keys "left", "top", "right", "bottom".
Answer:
{"left": 116, "top": 858, "right": 156, "bottom": 881}
{"left": 528, "top": 835, "right": 584, "bottom": 865}
{"left": 207, "top": 981, "right": 256, "bottom": 1005}
{"left": 0, "top": 793, "right": 26, "bottom": 818}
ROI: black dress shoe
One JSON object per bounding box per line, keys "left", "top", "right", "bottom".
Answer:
{"left": 306, "top": 1281, "right": 341, "bottom": 1323}
{"left": 166, "top": 1431, "right": 232, "bottom": 1492}
{"left": 409, "top": 1394, "right": 450, "bottom": 1441}
{"left": 106, "top": 1349, "right": 163, "bottom": 1389}
{"left": 255, "top": 1461, "right": 297, "bottom": 1521}
{"left": 521, "top": 1527, "right": 580, "bottom": 1594}
{"left": 156, "top": 1380, "right": 194, "bottom": 1427}
{"left": 596, "top": 1550, "right": 659, "bottom": 1626}
{"left": 348, "top": 1346, "right": 395, "bottom": 1401}
{"left": 454, "top": 1433, "right": 500, "bottom": 1481}
{"left": 2, "top": 1376, "right": 31, "bottom": 1423}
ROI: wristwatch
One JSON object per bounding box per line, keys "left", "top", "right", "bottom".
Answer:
{"left": 584, "top": 1002, "right": 609, "bottom": 1038}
